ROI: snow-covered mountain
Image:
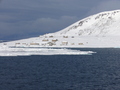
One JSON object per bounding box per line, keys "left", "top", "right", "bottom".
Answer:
{"left": 1, "top": 10, "right": 120, "bottom": 50}
{"left": 53, "top": 10, "right": 120, "bottom": 36}
{"left": 1, "top": 10, "right": 120, "bottom": 56}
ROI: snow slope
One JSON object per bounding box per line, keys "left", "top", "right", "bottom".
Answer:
{"left": 54, "top": 10, "right": 120, "bottom": 36}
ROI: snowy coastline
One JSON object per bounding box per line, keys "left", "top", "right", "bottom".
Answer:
{"left": 1, "top": 10, "right": 120, "bottom": 56}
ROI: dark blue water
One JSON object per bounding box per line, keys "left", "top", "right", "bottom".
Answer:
{"left": 0, "top": 48, "right": 120, "bottom": 90}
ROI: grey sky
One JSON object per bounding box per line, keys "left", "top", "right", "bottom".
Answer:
{"left": 0, "top": 0, "right": 120, "bottom": 40}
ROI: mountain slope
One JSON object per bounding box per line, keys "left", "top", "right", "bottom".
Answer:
{"left": 54, "top": 10, "right": 120, "bottom": 36}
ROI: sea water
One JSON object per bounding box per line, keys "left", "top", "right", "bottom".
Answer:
{"left": 0, "top": 48, "right": 120, "bottom": 90}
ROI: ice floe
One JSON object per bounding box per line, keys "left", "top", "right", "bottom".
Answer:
{"left": 0, "top": 47, "right": 95, "bottom": 56}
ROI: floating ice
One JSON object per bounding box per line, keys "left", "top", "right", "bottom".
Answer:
{"left": 0, "top": 47, "right": 95, "bottom": 56}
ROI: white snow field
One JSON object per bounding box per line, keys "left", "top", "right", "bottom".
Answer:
{"left": 0, "top": 10, "right": 120, "bottom": 56}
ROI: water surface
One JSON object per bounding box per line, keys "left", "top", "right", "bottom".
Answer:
{"left": 0, "top": 48, "right": 120, "bottom": 90}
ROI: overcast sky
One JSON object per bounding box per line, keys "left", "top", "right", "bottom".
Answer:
{"left": 0, "top": 0, "right": 120, "bottom": 40}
